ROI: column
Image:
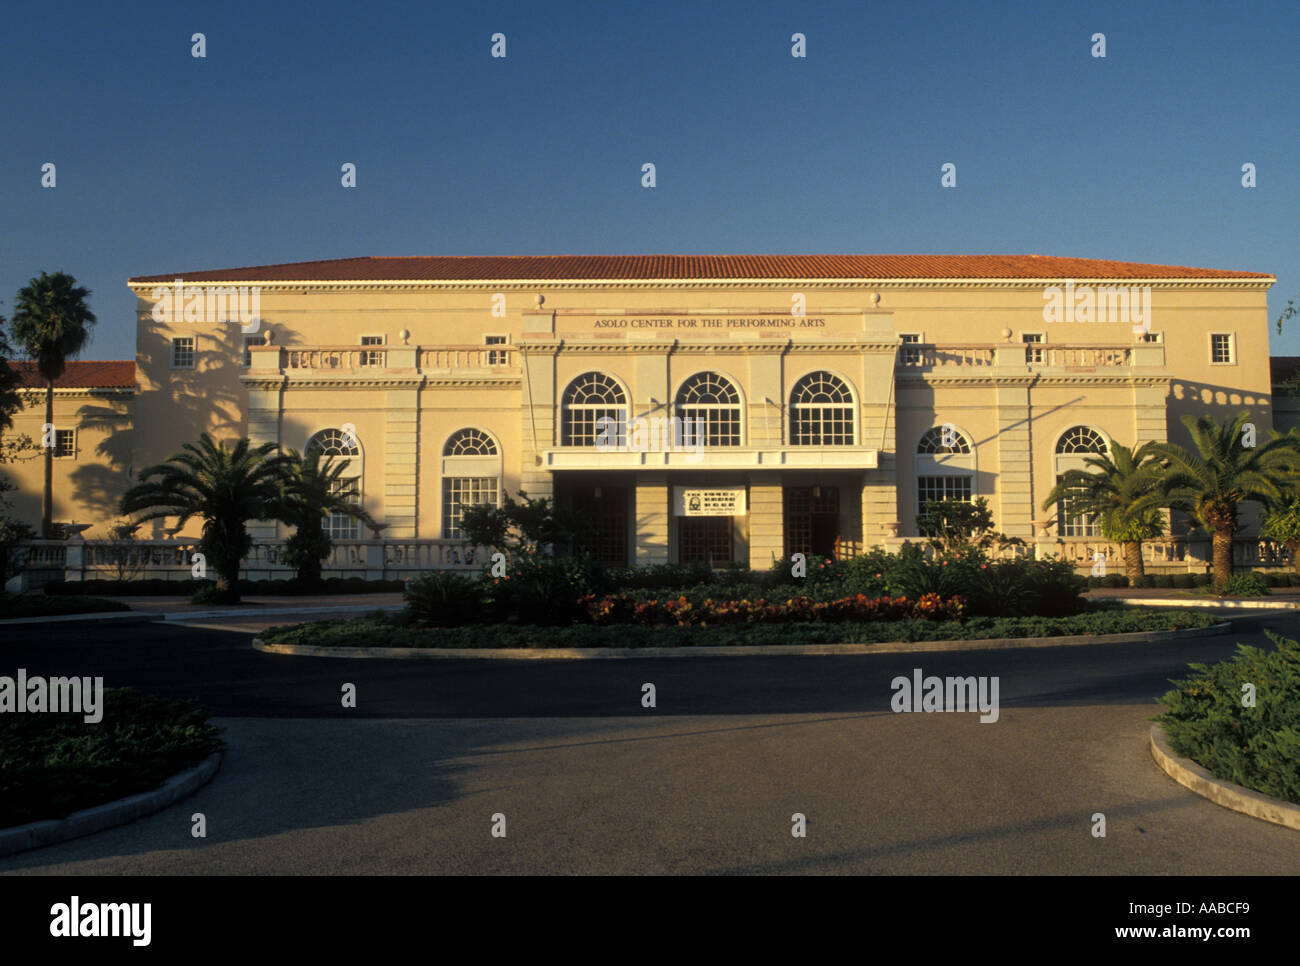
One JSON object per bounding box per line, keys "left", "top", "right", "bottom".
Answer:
{"left": 384, "top": 388, "right": 420, "bottom": 538}
{"left": 635, "top": 472, "right": 670, "bottom": 565}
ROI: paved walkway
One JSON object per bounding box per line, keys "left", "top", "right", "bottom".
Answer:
{"left": 4, "top": 707, "right": 1297, "bottom": 875}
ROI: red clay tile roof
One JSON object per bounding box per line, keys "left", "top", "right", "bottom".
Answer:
{"left": 11, "top": 361, "right": 135, "bottom": 389}
{"left": 128, "top": 255, "right": 1272, "bottom": 284}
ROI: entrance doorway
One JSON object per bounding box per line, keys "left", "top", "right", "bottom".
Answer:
{"left": 784, "top": 486, "right": 840, "bottom": 559}
{"left": 679, "top": 516, "right": 733, "bottom": 565}
{"left": 570, "top": 485, "right": 629, "bottom": 565}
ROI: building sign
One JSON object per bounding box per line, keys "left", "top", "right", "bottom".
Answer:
{"left": 674, "top": 487, "right": 747, "bottom": 517}
{"left": 591, "top": 316, "right": 827, "bottom": 330}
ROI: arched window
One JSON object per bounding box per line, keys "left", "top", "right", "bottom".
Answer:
{"left": 1056, "top": 426, "right": 1108, "bottom": 454}
{"left": 1054, "top": 426, "right": 1108, "bottom": 536}
{"left": 306, "top": 428, "right": 363, "bottom": 540}
{"left": 561, "top": 372, "right": 627, "bottom": 447}
{"left": 917, "top": 425, "right": 973, "bottom": 455}
{"left": 441, "top": 428, "right": 502, "bottom": 540}
{"left": 914, "top": 424, "right": 976, "bottom": 525}
{"left": 676, "top": 372, "right": 742, "bottom": 446}
{"left": 790, "top": 372, "right": 855, "bottom": 446}
{"left": 444, "top": 428, "right": 498, "bottom": 457}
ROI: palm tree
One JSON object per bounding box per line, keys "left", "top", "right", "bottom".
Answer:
{"left": 1144, "top": 412, "right": 1300, "bottom": 594}
{"left": 8, "top": 272, "right": 97, "bottom": 537}
{"left": 276, "top": 447, "right": 377, "bottom": 586}
{"left": 1041, "top": 440, "right": 1166, "bottom": 579}
{"left": 120, "top": 434, "right": 294, "bottom": 602}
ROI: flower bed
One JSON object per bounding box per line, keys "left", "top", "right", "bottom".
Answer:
{"left": 579, "top": 592, "right": 965, "bottom": 625}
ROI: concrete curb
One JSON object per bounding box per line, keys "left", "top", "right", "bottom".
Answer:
{"left": 0, "top": 751, "right": 223, "bottom": 858}
{"left": 1109, "top": 596, "right": 1300, "bottom": 610}
{"left": 253, "top": 620, "right": 1231, "bottom": 660}
{"left": 1149, "top": 725, "right": 1300, "bottom": 831}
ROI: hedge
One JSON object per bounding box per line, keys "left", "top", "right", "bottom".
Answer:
{"left": 0, "top": 688, "right": 224, "bottom": 829}
{"left": 0, "top": 593, "right": 131, "bottom": 619}
{"left": 1157, "top": 630, "right": 1300, "bottom": 805}
{"left": 43, "top": 577, "right": 406, "bottom": 597}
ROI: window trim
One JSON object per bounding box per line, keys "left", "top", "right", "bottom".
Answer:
{"left": 788, "top": 369, "right": 857, "bottom": 446}
{"left": 484, "top": 333, "right": 510, "bottom": 366}
{"left": 171, "top": 336, "right": 196, "bottom": 369}
{"left": 51, "top": 428, "right": 77, "bottom": 460}
{"left": 1022, "top": 331, "right": 1046, "bottom": 364}
{"left": 1209, "top": 332, "right": 1236, "bottom": 366}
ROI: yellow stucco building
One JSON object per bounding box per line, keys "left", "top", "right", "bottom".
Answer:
{"left": 4, "top": 254, "right": 1285, "bottom": 578}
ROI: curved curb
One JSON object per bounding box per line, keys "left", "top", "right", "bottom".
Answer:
{"left": 253, "top": 619, "right": 1230, "bottom": 660}
{"left": 0, "top": 751, "right": 223, "bottom": 858}
{"left": 1149, "top": 725, "right": 1300, "bottom": 831}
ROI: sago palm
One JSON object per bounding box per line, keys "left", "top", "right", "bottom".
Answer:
{"left": 1142, "top": 412, "right": 1300, "bottom": 594}
{"left": 1041, "top": 440, "right": 1166, "bottom": 579}
{"left": 8, "top": 272, "right": 97, "bottom": 536}
{"left": 120, "top": 434, "right": 293, "bottom": 601}
{"left": 276, "top": 447, "right": 377, "bottom": 586}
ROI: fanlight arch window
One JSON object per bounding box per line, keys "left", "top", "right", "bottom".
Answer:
{"left": 561, "top": 372, "right": 628, "bottom": 447}
{"left": 675, "top": 371, "right": 742, "bottom": 446}
{"left": 444, "top": 428, "right": 498, "bottom": 457}
{"left": 1054, "top": 426, "right": 1108, "bottom": 536}
{"left": 917, "top": 425, "right": 973, "bottom": 455}
{"left": 441, "top": 428, "right": 502, "bottom": 540}
{"left": 306, "top": 428, "right": 363, "bottom": 540}
{"left": 1056, "top": 426, "right": 1108, "bottom": 455}
{"left": 790, "top": 372, "right": 855, "bottom": 446}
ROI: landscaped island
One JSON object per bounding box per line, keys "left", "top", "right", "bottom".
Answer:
{"left": 0, "top": 688, "right": 224, "bottom": 829}
{"left": 257, "top": 548, "right": 1223, "bottom": 650}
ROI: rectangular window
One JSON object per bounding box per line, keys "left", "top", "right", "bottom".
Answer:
{"left": 325, "top": 478, "right": 361, "bottom": 540}
{"left": 359, "top": 335, "right": 385, "bottom": 367}
{"left": 1022, "top": 332, "right": 1045, "bottom": 364}
{"left": 899, "top": 333, "right": 923, "bottom": 365}
{"left": 1056, "top": 474, "right": 1099, "bottom": 537}
{"left": 485, "top": 334, "right": 509, "bottom": 366}
{"left": 172, "top": 337, "right": 195, "bottom": 369}
{"left": 916, "top": 475, "right": 973, "bottom": 506}
{"left": 442, "top": 477, "right": 500, "bottom": 540}
{"left": 53, "top": 429, "right": 76, "bottom": 459}
{"left": 679, "top": 516, "right": 733, "bottom": 565}
{"left": 1210, "top": 333, "right": 1234, "bottom": 364}
{"left": 242, "top": 334, "right": 266, "bottom": 367}
{"left": 1140, "top": 331, "right": 1163, "bottom": 344}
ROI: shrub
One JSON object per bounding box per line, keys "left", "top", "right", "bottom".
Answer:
{"left": 190, "top": 583, "right": 239, "bottom": 605}
{"left": 1223, "top": 571, "right": 1270, "bottom": 597}
{"left": 483, "top": 549, "right": 608, "bottom": 625}
{"left": 1131, "top": 575, "right": 1155, "bottom": 589}
{"left": 1193, "top": 573, "right": 1213, "bottom": 587}
{"left": 1171, "top": 574, "right": 1195, "bottom": 589}
{"left": 404, "top": 570, "right": 483, "bottom": 626}
{"left": 1152, "top": 574, "right": 1174, "bottom": 588}
{"left": 1022, "top": 557, "right": 1089, "bottom": 616}
{"left": 0, "top": 688, "right": 224, "bottom": 828}
{"left": 1157, "top": 631, "right": 1300, "bottom": 805}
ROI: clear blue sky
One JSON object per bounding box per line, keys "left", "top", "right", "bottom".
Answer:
{"left": 1, "top": 0, "right": 1296, "bottom": 361}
